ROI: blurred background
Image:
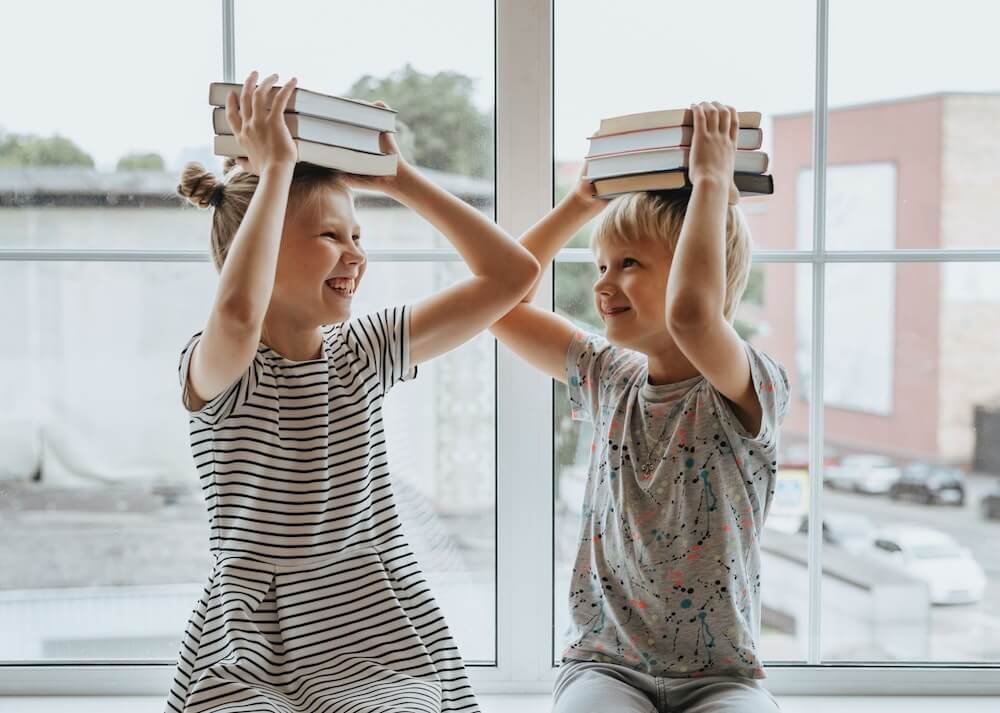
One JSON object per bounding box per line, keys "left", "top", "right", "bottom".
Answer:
{"left": 2, "top": 0, "right": 1000, "bottom": 669}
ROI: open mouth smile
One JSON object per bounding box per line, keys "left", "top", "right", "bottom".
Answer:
{"left": 325, "top": 276, "right": 356, "bottom": 298}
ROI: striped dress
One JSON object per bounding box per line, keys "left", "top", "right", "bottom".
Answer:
{"left": 166, "top": 305, "right": 479, "bottom": 713}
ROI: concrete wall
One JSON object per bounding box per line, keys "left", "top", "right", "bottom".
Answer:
{"left": 938, "top": 95, "right": 1000, "bottom": 462}
{"left": 0, "top": 199, "right": 496, "bottom": 510}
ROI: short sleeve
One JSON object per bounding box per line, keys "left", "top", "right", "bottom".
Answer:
{"left": 342, "top": 305, "right": 417, "bottom": 395}
{"left": 177, "top": 332, "right": 264, "bottom": 425}
{"left": 565, "top": 330, "right": 619, "bottom": 423}
{"left": 709, "top": 341, "right": 790, "bottom": 449}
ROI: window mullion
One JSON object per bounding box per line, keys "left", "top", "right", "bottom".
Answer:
{"left": 807, "top": 0, "right": 831, "bottom": 666}
{"left": 0, "top": 249, "right": 469, "bottom": 263}
{"left": 481, "top": 0, "right": 555, "bottom": 692}
{"left": 222, "top": 0, "right": 234, "bottom": 82}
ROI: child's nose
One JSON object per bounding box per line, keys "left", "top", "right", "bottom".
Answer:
{"left": 343, "top": 246, "right": 366, "bottom": 264}
{"left": 594, "top": 276, "right": 615, "bottom": 295}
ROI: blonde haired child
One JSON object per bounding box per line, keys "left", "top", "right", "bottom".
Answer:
{"left": 167, "top": 71, "right": 538, "bottom": 713}
{"left": 491, "top": 102, "right": 789, "bottom": 712}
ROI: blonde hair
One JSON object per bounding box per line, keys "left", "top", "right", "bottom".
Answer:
{"left": 590, "top": 192, "right": 752, "bottom": 322}
{"left": 176, "top": 158, "right": 353, "bottom": 271}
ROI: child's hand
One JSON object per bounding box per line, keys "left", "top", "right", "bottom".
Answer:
{"left": 341, "top": 101, "right": 413, "bottom": 197}
{"left": 225, "top": 71, "right": 298, "bottom": 175}
{"left": 569, "top": 164, "right": 607, "bottom": 214}
{"left": 688, "top": 101, "right": 738, "bottom": 191}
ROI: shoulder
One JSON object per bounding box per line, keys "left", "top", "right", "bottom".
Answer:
{"left": 568, "top": 330, "right": 643, "bottom": 377}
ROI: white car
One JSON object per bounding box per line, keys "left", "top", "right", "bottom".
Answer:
{"left": 825, "top": 454, "right": 901, "bottom": 494}
{"left": 868, "top": 526, "right": 986, "bottom": 605}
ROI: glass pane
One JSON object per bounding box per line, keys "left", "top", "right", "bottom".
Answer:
{"left": 0, "top": 260, "right": 495, "bottom": 663}
{"left": 1, "top": 1, "right": 219, "bottom": 250}
{"left": 555, "top": 0, "right": 815, "bottom": 250}
{"left": 810, "top": 262, "right": 1000, "bottom": 663}
{"left": 825, "top": 0, "right": 1000, "bottom": 249}
{"left": 236, "top": 0, "right": 495, "bottom": 234}
{"left": 1, "top": 1, "right": 494, "bottom": 251}
{"left": 752, "top": 264, "right": 812, "bottom": 664}
{"left": 552, "top": 262, "right": 809, "bottom": 664}
{"left": 552, "top": 260, "right": 600, "bottom": 667}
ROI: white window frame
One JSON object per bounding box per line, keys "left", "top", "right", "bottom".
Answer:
{"left": 3, "top": 0, "right": 1000, "bottom": 697}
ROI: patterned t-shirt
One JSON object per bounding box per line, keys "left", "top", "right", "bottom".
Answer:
{"left": 562, "top": 330, "right": 790, "bottom": 679}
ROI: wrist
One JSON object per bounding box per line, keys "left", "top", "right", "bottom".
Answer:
{"left": 386, "top": 161, "right": 418, "bottom": 199}
{"left": 258, "top": 161, "right": 295, "bottom": 181}
{"left": 565, "top": 188, "right": 605, "bottom": 218}
{"left": 691, "top": 175, "right": 730, "bottom": 197}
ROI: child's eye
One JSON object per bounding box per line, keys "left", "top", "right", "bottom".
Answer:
{"left": 623, "top": 257, "right": 637, "bottom": 268}
{"left": 322, "top": 232, "right": 337, "bottom": 240}
{"left": 352, "top": 235, "right": 361, "bottom": 243}
{"left": 597, "top": 265, "right": 607, "bottom": 274}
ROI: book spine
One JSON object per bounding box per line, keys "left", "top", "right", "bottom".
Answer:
{"left": 208, "top": 83, "right": 396, "bottom": 133}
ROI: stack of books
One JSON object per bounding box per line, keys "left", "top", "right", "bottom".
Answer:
{"left": 209, "top": 82, "right": 399, "bottom": 176}
{"left": 584, "top": 108, "right": 774, "bottom": 198}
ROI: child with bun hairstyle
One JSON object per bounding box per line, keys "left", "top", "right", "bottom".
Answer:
{"left": 167, "top": 71, "right": 538, "bottom": 713}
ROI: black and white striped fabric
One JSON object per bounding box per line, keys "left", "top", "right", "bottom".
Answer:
{"left": 166, "top": 305, "right": 479, "bottom": 713}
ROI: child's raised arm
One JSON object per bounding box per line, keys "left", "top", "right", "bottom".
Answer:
{"left": 346, "top": 121, "right": 541, "bottom": 366}
{"left": 487, "top": 172, "right": 607, "bottom": 382}
{"left": 185, "top": 72, "right": 298, "bottom": 410}
{"left": 665, "top": 101, "right": 761, "bottom": 434}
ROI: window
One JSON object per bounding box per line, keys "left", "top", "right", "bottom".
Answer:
{"left": 553, "top": 0, "right": 1000, "bottom": 676}
{"left": 553, "top": 0, "right": 816, "bottom": 665}
{"left": 3, "top": 0, "right": 1000, "bottom": 697}
{"left": 0, "top": 0, "right": 497, "bottom": 668}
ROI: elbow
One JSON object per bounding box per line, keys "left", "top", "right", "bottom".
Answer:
{"left": 216, "top": 294, "right": 266, "bottom": 331}
{"left": 524, "top": 253, "right": 543, "bottom": 289}
{"left": 505, "top": 251, "right": 542, "bottom": 299}
{"left": 665, "top": 295, "right": 720, "bottom": 334}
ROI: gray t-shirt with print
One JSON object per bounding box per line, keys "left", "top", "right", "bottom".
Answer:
{"left": 562, "top": 329, "right": 790, "bottom": 679}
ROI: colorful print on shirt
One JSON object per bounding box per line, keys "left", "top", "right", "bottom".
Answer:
{"left": 562, "top": 330, "right": 790, "bottom": 679}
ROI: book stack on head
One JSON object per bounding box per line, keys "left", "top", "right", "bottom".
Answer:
{"left": 209, "top": 81, "right": 399, "bottom": 176}
{"left": 584, "top": 108, "right": 774, "bottom": 199}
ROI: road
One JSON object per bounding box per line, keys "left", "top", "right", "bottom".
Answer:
{"left": 821, "top": 474, "right": 1000, "bottom": 661}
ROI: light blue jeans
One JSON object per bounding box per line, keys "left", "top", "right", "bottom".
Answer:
{"left": 553, "top": 660, "right": 780, "bottom": 713}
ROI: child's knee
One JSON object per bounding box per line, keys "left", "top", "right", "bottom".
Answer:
{"left": 553, "top": 662, "right": 656, "bottom": 713}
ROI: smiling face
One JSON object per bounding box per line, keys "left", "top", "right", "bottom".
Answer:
{"left": 271, "top": 185, "right": 366, "bottom": 327}
{"left": 592, "top": 234, "right": 673, "bottom": 353}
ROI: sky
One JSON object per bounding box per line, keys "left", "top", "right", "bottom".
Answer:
{"left": 3, "top": 0, "right": 999, "bottom": 170}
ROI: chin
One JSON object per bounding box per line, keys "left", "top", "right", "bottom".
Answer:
{"left": 318, "top": 291, "right": 353, "bottom": 323}
{"left": 327, "top": 307, "right": 351, "bottom": 324}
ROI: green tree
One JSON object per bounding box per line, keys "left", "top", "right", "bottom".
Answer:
{"left": 116, "top": 152, "right": 165, "bottom": 171}
{"left": 346, "top": 64, "right": 492, "bottom": 177}
{"left": 0, "top": 131, "right": 94, "bottom": 167}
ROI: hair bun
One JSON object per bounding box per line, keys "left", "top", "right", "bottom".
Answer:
{"left": 176, "top": 162, "right": 221, "bottom": 209}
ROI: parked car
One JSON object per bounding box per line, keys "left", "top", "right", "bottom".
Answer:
{"left": 889, "top": 462, "right": 965, "bottom": 506}
{"left": 980, "top": 481, "right": 1000, "bottom": 521}
{"left": 867, "top": 525, "right": 986, "bottom": 604}
{"left": 796, "top": 511, "right": 875, "bottom": 553}
{"left": 824, "top": 454, "right": 901, "bottom": 494}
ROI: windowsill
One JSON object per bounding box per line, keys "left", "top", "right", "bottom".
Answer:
{"left": 0, "top": 694, "right": 998, "bottom": 713}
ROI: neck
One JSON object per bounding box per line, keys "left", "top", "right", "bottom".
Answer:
{"left": 641, "top": 334, "right": 701, "bottom": 386}
{"left": 261, "top": 311, "right": 325, "bottom": 362}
